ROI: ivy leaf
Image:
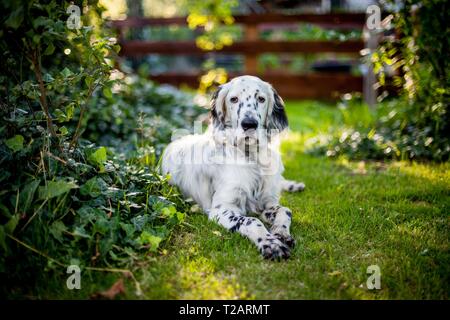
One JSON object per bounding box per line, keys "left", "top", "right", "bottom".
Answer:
{"left": 5, "top": 6, "right": 24, "bottom": 29}
{"left": 73, "top": 226, "right": 91, "bottom": 239}
{"left": 160, "top": 206, "right": 177, "bottom": 218}
{"left": 43, "top": 73, "right": 55, "bottom": 82}
{"left": 59, "top": 126, "right": 68, "bottom": 135}
{"left": 120, "top": 222, "right": 135, "bottom": 238}
{"left": 0, "top": 203, "right": 11, "bottom": 219}
{"left": 77, "top": 206, "right": 100, "bottom": 225}
{"left": 176, "top": 211, "right": 185, "bottom": 223}
{"left": 93, "top": 216, "right": 110, "bottom": 235}
{"left": 4, "top": 214, "right": 20, "bottom": 234}
{"left": 87, "top": 147, "right": 107, "bottom": 170}
{"left": 80, "top": 177, "right": 107, "bottom": 198}
{"left": 5, "top": 135, "right": 24, "bottom": 152}
{"left": 38, "top": 179, "right": 78, "bottom": 200}
{"left": 18, "top": 180, "right": 40, "bottom": 213}
{"left": 49, "top": 221, "right": 67, "bottom": 243}
{"left": 131, "top": 215, "right": 151, "bottom": 232}
{"left": 32, "top": 16, "right": 51, "bottom": 29}
{"left": 43, "top": 43, "right": 55, "bottom": 56}
{"left": 60, "top": 67, "right": 73, "bottom": 78}
{"left": 102, "top": 87, "right": 113, "bottom": 99}
{"left": 88, "top": 147, "right": 107, "bottom": 164}
{"left": 139, "top": 231, "right": 162, "bottom": 252}
{"left": 65, "top": 103, "right": 75, "bottom": 120}
{"left": 54, "top": 109, "right": 66, "bottom": 122}
{"left": 84, "top": 76, "right": 94, "bottom": 87}
{"left": 32, "top": 34, "right": 41, "bottom": 44}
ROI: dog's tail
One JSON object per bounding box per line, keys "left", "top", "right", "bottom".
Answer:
{"left": 281, "top": 177, "right": 305, "bottom": 192}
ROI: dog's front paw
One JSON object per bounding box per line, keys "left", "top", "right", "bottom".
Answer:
{"left": 258, "top": 235, "right": 290, "bottom": 260}
{"left": 273, "top": 233, "right": 296, "bottom": 248}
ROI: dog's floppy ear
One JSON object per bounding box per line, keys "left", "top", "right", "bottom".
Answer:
{"left": 267, "top": 87, "right": 288, "bottom": 132}
{"left": 210, "top": 84, "right": 229, "bottom": 130}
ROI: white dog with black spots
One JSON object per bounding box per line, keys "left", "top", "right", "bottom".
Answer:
{"left": 162, "top": 75, "right": 305, "bottom": 260}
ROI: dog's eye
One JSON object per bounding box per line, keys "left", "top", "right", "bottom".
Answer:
{"left": 230, "top": 96, "right": 238, "bottom": 103}
{"left": 258, "top": 96, "right": 266, "bottom": 103}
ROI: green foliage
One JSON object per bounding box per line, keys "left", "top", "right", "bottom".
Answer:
{"left": 307, "top": 97, "right": 449, "bottom": 161}
{"left": 38, "top": 179, "right": 78, "bottom": 200}
{"left": 379, "top": 1, "right": 449, "bottom": 160}
{"left": 309, "top": 1, "right": 449, "bottom": 161}
{"left": 260, "top": 23, "right": 361, "bottom": 42}
{"left": 5, "top": 135, "right": 24, "bottom": 152}
{"left": 0, "top": 0, "right": 203, "bottom": 297}
{"left": 81, "top": 70, "right": 202, "bottom": 155}
{"left": 186, "top": 0, "right": 238, "bottom": 50}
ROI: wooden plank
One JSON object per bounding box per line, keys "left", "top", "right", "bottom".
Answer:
{"left": 109, "top": 13, "right": 366, "bottom": 29}
{"left": 244, "top": 24, "right": 258, "bottom": 74}
{"left": 109, "top": 13, "right": 369, "bottom": 100}
{"left": 119, "top": 40, "right": 364, "bottom": 56}
{"left": 234, "top": 13, "right": 366, "bottom": 27}
{"left": 110, "top": 16, "right": 187, "bottom": 28}
{"left": 147, "top": 72, "right": 363, "bottom": 99}
{"left": 264, "top": 73, "right": 362, "bottom": 99}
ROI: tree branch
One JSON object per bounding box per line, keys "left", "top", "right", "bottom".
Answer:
{"left": 69, "top": 80, "right": 100, "bottom": 149}
{"left": 30, "top": 48, "right": 57, "bottom": 137}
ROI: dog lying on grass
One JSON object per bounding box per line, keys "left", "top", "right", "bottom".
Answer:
{"left": 162, "top": 76, "right": 304, "bottom": 260}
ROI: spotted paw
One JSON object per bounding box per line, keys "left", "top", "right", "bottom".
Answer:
{"left": 258, "top": 236, "right": 290, "bottom": 260}
{"left": 273, "top": 233, "right": 296, "bottom": 248}
{"left": 290, "top": 182, "right": 305, "bottom": 192}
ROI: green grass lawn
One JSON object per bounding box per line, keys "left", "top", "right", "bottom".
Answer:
{"left": 40, "top": 101, "right": 449, "bottom": 300}
{"left": 125, "top": 100, "right": 448, "bottom": 300}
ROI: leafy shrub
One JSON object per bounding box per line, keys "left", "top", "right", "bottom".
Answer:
{"left": 308, "top": 1, "right": 449, "bottom": 162}
{"left": 0, "top": 0, "right": 203, "bottom": 297}
{"left": 81, "top": 69, "right": 202, "bottom": 155}
{"left": 307, "top": 97, "right": 449, "bottom": 161}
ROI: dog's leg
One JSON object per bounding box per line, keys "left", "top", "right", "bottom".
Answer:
{"left": 259, "top": 204, "right": 295, "bottom": 248}
{"left": 209, "top": 198, "right": 290, "bottom": 260}
{"left": 281, "top": 177, "right": 305, "bottom": 192}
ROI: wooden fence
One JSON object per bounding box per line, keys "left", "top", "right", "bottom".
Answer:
{"left": 111, "top": 13, "right": 370, "bottom": 100}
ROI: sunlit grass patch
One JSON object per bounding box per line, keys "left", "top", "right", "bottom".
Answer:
{"left": 178, "top": 256, "right": 252, "bottom": 300}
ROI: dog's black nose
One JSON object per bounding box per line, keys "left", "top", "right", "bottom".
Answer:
{"left": 241, "top": 118, "right": 258, "bottom": 131}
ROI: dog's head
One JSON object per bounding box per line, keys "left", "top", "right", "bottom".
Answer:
{"left": 210, "top": 76, "right": 288, "bottom": 142}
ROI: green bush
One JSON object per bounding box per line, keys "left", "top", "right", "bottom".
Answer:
{"left": 308, "top": 1, "right": 449, "bottom": 162}
{"left": 307, "top": 97, "right": 449, "bottom": 161}
{"left": 81, "top": 69, "right": 202, "bottom": 155}
{"left": 0, "top": 0, "right": 203, "bottom": 297}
